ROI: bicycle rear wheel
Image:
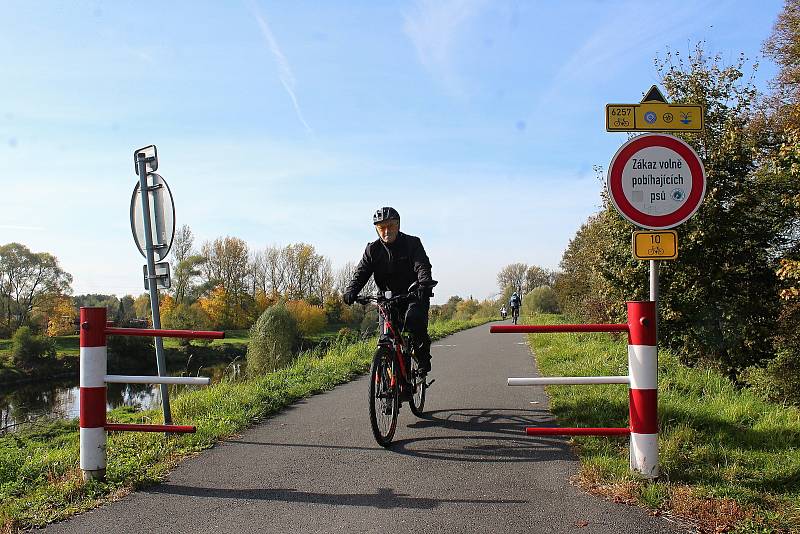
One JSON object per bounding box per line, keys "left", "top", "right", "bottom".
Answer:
{"left": 408, "top": 355, "right": 426, "bottom": 417}
{"left": 368, "top": 346, "right": 398, "bottom": 447}
{"left": 513, "top": 309, "right": 519, "bottom": 325}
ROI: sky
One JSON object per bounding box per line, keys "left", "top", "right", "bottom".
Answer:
{"left": 0, "top": 0, "right": 786, "bottom": 304}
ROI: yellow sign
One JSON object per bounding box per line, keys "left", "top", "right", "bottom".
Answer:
{"left": 632, "top": 230, "right": 678, "bottom": 260}
{"left": 606, "top": 86, "right": 704, "bottom": 132}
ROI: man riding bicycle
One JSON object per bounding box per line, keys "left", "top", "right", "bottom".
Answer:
{"left": 509, "top": 291, "right": 521, "bottom": 314}
{"left": 343, "top": 207, "right": 436, "bottom": 373}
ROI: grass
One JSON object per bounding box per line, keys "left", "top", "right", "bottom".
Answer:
{"left": 0, "top": 316, "right": 492, "bottom": 531}
{"left": 525, "top": 313, "right": 800, "bottom": 533}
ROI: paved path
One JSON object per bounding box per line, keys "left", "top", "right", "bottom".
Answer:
{"left": 50, "top": 323, "right": 684, "bottom": 533}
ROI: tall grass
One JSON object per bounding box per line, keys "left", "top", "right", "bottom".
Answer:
{"left": 526, "top": 313, "right": 800, "bottom": 533}
{"left": 0, "top": 316, "right": 491, "bottom": 530}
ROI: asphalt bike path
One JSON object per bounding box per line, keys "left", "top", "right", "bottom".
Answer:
{"left": 49, "top": 323, "right": 684, "bottom": 533}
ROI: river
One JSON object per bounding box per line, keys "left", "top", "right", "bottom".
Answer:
{"left": 0, "top": 361, "right": 243, "bottom": 432}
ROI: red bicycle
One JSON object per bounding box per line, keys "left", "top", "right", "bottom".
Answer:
{"left": 357, "top": 281, "right": 437, "bottom": 447}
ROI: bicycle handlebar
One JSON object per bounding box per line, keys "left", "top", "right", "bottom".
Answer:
{"left": 355, "top": 291, "right": 417, "bottom": 305}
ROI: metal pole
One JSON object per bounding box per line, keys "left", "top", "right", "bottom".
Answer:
{"left": 137, "top": 153, "right": 172, "bottom": 424}
{"left": 650, "top": 259, "right": 659, "bottom": 340}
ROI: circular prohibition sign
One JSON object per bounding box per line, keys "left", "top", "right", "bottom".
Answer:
{"left": 607, "top": 133, "right": 706, "bottom": 229}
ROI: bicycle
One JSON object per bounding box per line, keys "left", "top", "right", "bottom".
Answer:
{"left": 511, "top": 306, "right": 520, "bottom": 325}
{"left": 356, "top": 280, "right": 437, "bottom": 447}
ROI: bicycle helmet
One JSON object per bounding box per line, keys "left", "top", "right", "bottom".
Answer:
{"left": 373, "top": 207, "right": 400, "bottom": 225}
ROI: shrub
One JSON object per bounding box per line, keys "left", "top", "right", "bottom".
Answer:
{"left": 246, "top": 303, "right": 298, "bottom": 375}
{"left": 11, "top": 326, "right": 56, "bottom": 367}
{"left": 336, "top": 327, "right": 359, "bottom": 344}
{"left": 162, "top": 302, "right": 212, "bottom": 349}
{"left": 285, "top": 300, "right": 327, "bottom": 336}
{"left": 523, "top": 285, "right": 560, "bottom": 314}
{"left": 454, "top": 298, "right": 480, "bottom": 321}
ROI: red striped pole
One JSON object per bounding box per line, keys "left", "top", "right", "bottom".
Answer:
{"left": 627, "top": 301, "right": 658, "bottom": 478}
{"left": 79, "top": 307, "right": 108, "bottom": 481}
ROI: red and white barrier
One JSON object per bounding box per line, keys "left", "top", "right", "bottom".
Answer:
{"left": 490, "top": 300, "right": 659, "bottom": 478}
{"left": 78, "top": 306, "right": 223, "bottom": 481}
{"left": 79, "top": 307, "right": 108, "bottom": 481}
{"left": 626, "top": 301, "right": 658, "bottom": 478}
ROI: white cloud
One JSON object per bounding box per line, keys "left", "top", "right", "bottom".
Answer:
{"left": 249, "top": 2, "right": 313, "bottom": 134}
{"left": 403, "top": 0, "right": 488, "bottom": 97}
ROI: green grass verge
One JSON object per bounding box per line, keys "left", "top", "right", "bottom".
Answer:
{"left": 525, "top": 313, "right": 800, "bottom": 533}
{"left": 0, "top": 317, "right": 492, "bottom": 531}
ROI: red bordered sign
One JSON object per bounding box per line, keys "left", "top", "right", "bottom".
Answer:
{"left": 607, "top": 133, "right": 706, "bottom": 229}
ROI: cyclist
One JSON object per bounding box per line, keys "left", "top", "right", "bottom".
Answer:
{"left": 343, "top": 207, "right": 436, "bottom": 373}
{"left": 509, "top": 291, "right": 521, "bottom": 317}
{"left": 500, "top": 306, "right": 507, "bottom": 319}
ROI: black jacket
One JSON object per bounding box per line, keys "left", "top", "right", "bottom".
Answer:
{"left": 345, "top": 232, "right": 433, "bottom": 297}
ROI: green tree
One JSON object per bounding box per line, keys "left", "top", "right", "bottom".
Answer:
{"left": 553, "top": 212, "right": 616, "bottom": 322}
{"left": 524, "top": 286, "right": 560, "bottom": 314}
{"left": 599, "top": 46, "right": 794, "bottom": 374}
{"left": 0, "top": 243, "right": 72, "bottom": 335}
{"left": 525, "top": 265, "right": 556, "bottom": 290}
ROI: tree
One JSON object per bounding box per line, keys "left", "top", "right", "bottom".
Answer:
{"left": 201, "top": 237, "right": 250, "bottom": 327}
{"left": 116, "top": 295, "right": 136, "bottom": 326}
{"left": 553, "top": 212, "right": 616, "bottom": 322}
{"left": 0, "top": 243, "right": 73, "bottom": 335}
{"left": 763, "top": 0, "right": 800, "bottom": 120}
{"left": 133, "top": 293, "right": 152, "bottom": 321}
{"left": 45, "top": 295, "right": 77, "bottom": 336}
{"left": 525, "top": 265, "right": 556, "bottom": 290}
{"left": 496, "top": 263, "right": 527, "bottom": 295}
{"left": 253, "top": 245, "right": 288, "bottom": 298}
{"left": 335, "top": 260, "right": 377, "bottom": 297}
{"left": 197, "top": 286, "right": 228, "bottom": 328}
{"left": 285, "top": 300, "right": 327, "bottom": 336}
{"left": 524, "top": 286, "right": 560, "bottom": 314}
{"left": 599, "top": 45, "right": 794, "bottom": 374}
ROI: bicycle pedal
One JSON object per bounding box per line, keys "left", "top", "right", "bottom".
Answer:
{"left": 426, "top": 379, "right": 435, "bottom": 387}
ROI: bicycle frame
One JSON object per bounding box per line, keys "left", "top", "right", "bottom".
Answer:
{"left": 376, "top": 300, "right": 410, "bottom": 385}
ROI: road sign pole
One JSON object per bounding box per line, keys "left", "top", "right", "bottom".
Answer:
{"left": 650, "top": 260, "right": 659, "bottom": 339}
{"left": 136, "top": 153, "right": 172, "bottom": 425}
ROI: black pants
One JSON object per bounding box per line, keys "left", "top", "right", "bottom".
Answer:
{"left": 403, "top": 299, "right": 431, "bottom": 361}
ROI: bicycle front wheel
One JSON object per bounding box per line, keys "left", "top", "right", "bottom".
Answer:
{"left": 368, "top": 346, "right": 398, "bottom": 447}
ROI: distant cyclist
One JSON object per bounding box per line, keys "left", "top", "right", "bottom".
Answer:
{"left": 500, "top": 306, "right": 507, "bottom": 320}
{"left": 509, "top": 291, "right": 521, "bottom": 324}
{"left": 343, "top": 207, "right": 436, "bottom": 373}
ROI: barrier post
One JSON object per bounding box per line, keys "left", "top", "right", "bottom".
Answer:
{"left": 79, "top": 307, "right": 108, "bottom": 481}
{"left": 627, "top": 301, "right": 658, "bottom": 478}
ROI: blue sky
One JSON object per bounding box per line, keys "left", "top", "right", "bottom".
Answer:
{"left": 0, "top": 0, "right": 784, "bottom": 303}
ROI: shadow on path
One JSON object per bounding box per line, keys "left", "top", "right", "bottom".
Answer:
{"left": 146, "top": 485, "right": 528, "bottom": 509}
{"left": 222, "top": 407, "right": 575, "bottom": 464}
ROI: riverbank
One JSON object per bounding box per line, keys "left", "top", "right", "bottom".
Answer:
{"left": 0, "top": 317, "right": 493, "bottom": 531}
{"left": 526, "top": 313, "right": 800, "bottom": 533}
